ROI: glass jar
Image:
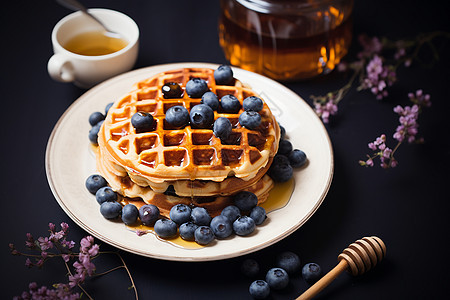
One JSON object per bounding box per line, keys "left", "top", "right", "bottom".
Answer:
{"left": 218, "top": 0, "right": 353, "bottom": 81}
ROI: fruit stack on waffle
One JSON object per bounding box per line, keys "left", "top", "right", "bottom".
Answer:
{"left": 95, "top": 66, "right": 280, "bottom": 217}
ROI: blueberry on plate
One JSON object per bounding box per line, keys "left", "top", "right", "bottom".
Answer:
{"left": 89, "top": 111, "right": 105, "bottom": 126}
{"left": 272, "top": 154, "right": 290, "bottom": 166}
{"left": 269, "top": 160, "right": 293, "bottom": 183}
{"left": 138, "top": 204, "right": 160, "bottom": 226}
{"left": 186, "top": 78, "right": 209, "bottom": 98}
{"left": 121, "top": 204, "right": 139, "bottom": 225}
{"left": 241, "top": 258, "right": 260, "bottom": 277}
{"left": 169, "top": 204, "right": 192, "bottom": 225}
{"left": 95, "top": 186, "right": 118, "bottom": 204}
{"left": 289, "top": 149, "right": 307, "bottom": 168}
{"left": 213, "top": 117, "right": 232, "bottom": 140}
{"left": 220, "top": 94, "right": 241, "bottom": 113}
{"left": 214, "top": 65, "right": 234, "bottom": 85}
{"left": 85, "top": 174, "right": 107, "bottom": 194}
{"left": 233, "top": 216, "right": 256, "bottom": 236}
{"left": 249, "top": 206, "right": 266, "bottom": 225}
{"left": 194, "top": 226, "right": 215, "bottom": 245}
{"left": 279, "top": 123, "right": 286, "bottom": 139}
{"left": 201, "top": 91, "right": 220, "bottom": 110}
{"left": 249, "top": 280, "right": 270, "bottom": 299}
{"left": 105, "top": 102, "right": 114, "bottom": 114}
{"left": 234, "top": 191, "right": 258, "bottom": 212}
{"left": 278, "top": 139, "right": 293, "bottom": 155}
{"left": 100, "top": 201, "right": 122, "bottom": 219}
{"left": 190, "top": 207, "right": 212, "bottom": 226}
{"left": 243, "top": 96, "right": 263, "bottom": 112}
{"left": 220, "top": 205, "right": 241, "bottom": 222}
{"left": 179, "top": 222, "right": 199, "bottom": 241}
{"left": 239, "top": 111, "right": 261, "bottom": 129}
{"left": 88, "top": 121, "right": 103, "bottom": 144}
{"left": 265, "top": 268, "right": 289, "bottom": 290}
{"left": 302, "top": 263, "right": 322, "bottom": 284}
{"left": 276, "top": 251, "right": 301, "bottom": 275}
{"left": 154, "top": 219, "right": 178, "bottom": 238}
{"left": 190, "top": 104, "right": 214, "bottom": 129}
{"left": 210, "top": 215, "right": 233, "bottom": 239}
{"left": 165, "top": 105, "right": 190, "bottom": 128}
{"left": 131, "top": 111, "right": 155, "bottom": 133}
{"left": 162, "top": 82, "right": 183, "bottom": 99}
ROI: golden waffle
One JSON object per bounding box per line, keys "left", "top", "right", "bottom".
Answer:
{"left": 97, "top": 68, "right": 280, "bottom": 186}
{"left": 96, "top": 145, "right": 273, "bottom": 217}
{"left": 97, "top": 142, "right": 273, "bottom": 196}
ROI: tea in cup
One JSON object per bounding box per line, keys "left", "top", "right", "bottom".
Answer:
{"left": 48, "top": 8, "right": 139, "bottom": 88}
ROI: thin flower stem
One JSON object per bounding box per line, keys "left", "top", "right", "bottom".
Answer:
{"left": 115, "top": 251, "right": 139, "bottom": 300}
{"left": 93, "top": 265, "right": 125, "bottom": 277}
{"left": 64, "top": 260, "right": 94, "bottom": 300}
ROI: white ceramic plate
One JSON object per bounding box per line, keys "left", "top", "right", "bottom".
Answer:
{"left": 46, "top": 62, "right": 333, "bottom": 261}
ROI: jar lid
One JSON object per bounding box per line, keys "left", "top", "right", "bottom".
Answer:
{"left": 235, "top": 0, "right": 336, "bottom": 14}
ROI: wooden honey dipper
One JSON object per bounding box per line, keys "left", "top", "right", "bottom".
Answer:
{"left": 297, "top": 236, "right": 386, "bottom": 300}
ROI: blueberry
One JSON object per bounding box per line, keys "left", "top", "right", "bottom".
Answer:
{"left": 213, "top": 117, "right": 232, "bottom": 140}
{"left": 276, "top": 251, "right": 301, "bottom": 275}
{"left": 234, "top": 191, "right": 258, "bottom": 211}
{"left": 289, "top": 149, "right": 307, "bottom": 168}
{"left": 162, "top": 82, "right": 183, "bottom": 99}
{"left": 214, "top": 65, "right": 234, "bottom": 85}
{"left": 194, "top": 226, "right": 215, "bottom": 245}
{"left": 233, "top": 216, "right": 256, "bottom": 236}
{"left": 88, "top": 121, "right": 103, "bottom": 144}
{"left": 89, "top": 111, "right": 105, "bottom": 126}
{"left": 191, "top": 207, "right": 212, "bottom": 225}
{"left": 221, "top": 205, "right": 241, "bottom": 222}
{"left": 249, "top": 280, "right": 270, "bottom": 299}
{"left": 186, "top": 78, "right": 209, "bottom": 98}
{"left": 249, "top": 206, "right": 266, "bottom": 225}
{"left": 210, "top": 215, "right": 233, "bottom": 239}
{"left": 243, "top": 96, "right": 263, "bottom": 112}
{"left": 220, "top": 94, "right": 241, "bottom": 113}
{"left": 278, "top": 139, "right": 293, "bottom": 155}
{"left": 154, "top": 219, "right": 178, "bottom": 238}
{"left": 95, "top": 186, "right": 118, "bottom": 204}
{"left": 169, "top": 204, "right": 192, "bottom": 225}
{"left": 279, "top": 123, "right": 286, "bottom": 139}
{"left": 131, "top": 111, "right": 155, "bottom": 133}
{"left": 100, "top": 201, "right": 122, "bottom": 219}
{"left": 201, "top": 91, "right": 219, "bottom": 110}
{"left": 138, "top": 204, "right": 160, "bottom": 226}
{"left": 165, "top": 105, "right": 190, "bottom": 128}
{"left": 190, "top": 104, "right": 214, "bottom": 129}
{"left": 121, "top": 204, "right": 139, "bottom": 225}
{"left": 272, "top": 154, "right": 290, "bottom": 166}
{"left": 179, "top": 222, "right": 199, "bottom": 241}
{"left": 105, "top": 102, "right": 114, "bottom": 114}
{"left": 269, "top": 161, "right": 293, "bottom": 183}
{"left": 241, "top": 258, "right": 260, "bottom": 277}
{"left": 239, "top": 111, "right": 261, "bottom": 129}
{"left": 85, "top": 174, "right": 107, "bottom": 194}
{"left": 265, "top": 268, "right": 289, "bottom": 290}
{"left": 302, "top": 263, "right": 322, "bottom": 284}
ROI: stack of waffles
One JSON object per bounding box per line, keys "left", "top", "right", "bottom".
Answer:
{"left": 96, "top": 67, "right": 280, "bottom": 217}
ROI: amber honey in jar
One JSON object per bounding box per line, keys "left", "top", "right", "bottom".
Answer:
{"left": 218, "top": 0, "right": 353, "bottom": 81}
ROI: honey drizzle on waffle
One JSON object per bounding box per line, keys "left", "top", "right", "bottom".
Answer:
{"left": 100, "top": 68, "right": 280, "bottom": 185}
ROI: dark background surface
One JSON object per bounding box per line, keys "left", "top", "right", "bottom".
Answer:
{"left": 2, "top": 0, "right": 450, "bottom": 299}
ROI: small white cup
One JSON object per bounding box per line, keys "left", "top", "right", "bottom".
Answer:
{"left": 48, "top": 8, "right": 139, "bottom": 88}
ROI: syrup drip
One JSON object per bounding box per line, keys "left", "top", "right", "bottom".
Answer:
{"left": 121, "top": 178, "right": 295, "bottom": 249}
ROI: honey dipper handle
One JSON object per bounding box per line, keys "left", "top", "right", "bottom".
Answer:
{"left": 296, "top": 259, "right": 348, "bottom": 300}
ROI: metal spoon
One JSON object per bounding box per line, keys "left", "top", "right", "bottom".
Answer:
{"left": 56, "top": 0, "right": 121, "bottom": 38}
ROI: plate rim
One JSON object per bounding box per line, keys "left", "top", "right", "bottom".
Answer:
{"left": 45, "top": 62, "right": 334, "bottom": 261}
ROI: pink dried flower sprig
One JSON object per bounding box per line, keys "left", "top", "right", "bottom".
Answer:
{"left": 10, "top": 222, "right": 138, "bottom": 300}
{"left": 360, "top": 90, "right": 431, "bottom": 169}
{"left": 311, "top": 31, "right": 449, "bottom": 124}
